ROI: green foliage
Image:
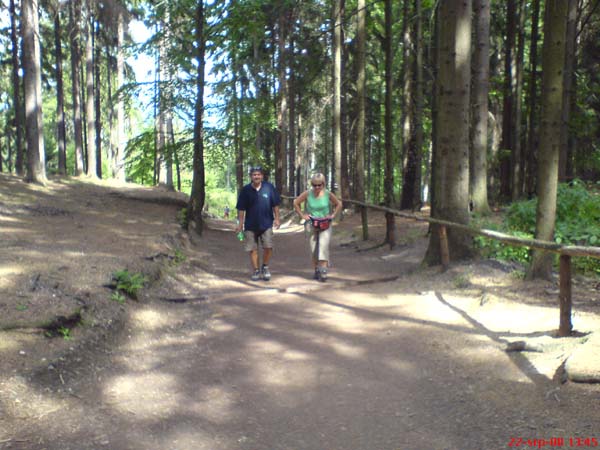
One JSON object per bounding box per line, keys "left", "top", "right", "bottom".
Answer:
{"left": 46, "top": 326, "right": 72, "bottom": 340}
{"left": 177, "top": 207, "right": 189, "bottom": 228}
{"left": 111, "top": 291, "right": 127, "bottom": 304}
{"left": 112, "top": 269, "right": 147, "bottom": 299}
{"left": 453, "top": 274, "right": 471, "bottom": 289}
{"left": 173, "top": 248, "right": 186, "bottom": 265}
{"left": 475, "top": 181, "right": 600, "bottom": 274}
{"left": 205, "top": 188, "right": 237, "bottom": 219}
{"left": 58, "top": 326, "right": 72, "bottom": 340}
{"left": 511, "top": 270, "right": 526, "bottom": 280}
{"left": 125, "top": 130, "right": 157, "bottom": 185}
{"left": 474, "top": 232, "right": 532, "bottom": 264}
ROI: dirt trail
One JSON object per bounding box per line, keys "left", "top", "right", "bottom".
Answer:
{"left": 2, "top": 175, "right": 600, "bottom": 450}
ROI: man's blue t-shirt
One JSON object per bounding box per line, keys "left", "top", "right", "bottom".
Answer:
{"left": 236, "top": 181, "right": 281, "bottom": 232}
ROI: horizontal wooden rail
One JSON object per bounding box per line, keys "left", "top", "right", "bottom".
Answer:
{"left": 283, "top": 194, "right": 600, "bottom": 336}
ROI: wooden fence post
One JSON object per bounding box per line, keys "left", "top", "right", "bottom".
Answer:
{"left": 439, "top": 225, "right": 450, "bottom": 270}
{"left": 385, "top": 212, "right": 395, "bottom": 249}
{"left": 559, "top": 254, "right": 573, "bottom": 336}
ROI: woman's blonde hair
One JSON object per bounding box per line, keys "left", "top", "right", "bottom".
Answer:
{"left": 310, "top": 173, "right": 326, "bottom": 186}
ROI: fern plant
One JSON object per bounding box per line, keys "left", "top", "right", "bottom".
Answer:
{"left": 112, "top": 269, "right": 147, "bottom": 299}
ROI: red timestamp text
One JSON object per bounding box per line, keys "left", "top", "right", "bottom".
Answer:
{"left": 507, "top": 437, "right": 599, "bottom": 448}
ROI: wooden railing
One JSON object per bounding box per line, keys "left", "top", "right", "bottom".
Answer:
{"left": 283, "top": 194, "right": 600, "bottom": 337}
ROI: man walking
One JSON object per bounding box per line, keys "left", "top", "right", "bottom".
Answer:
{"left": 235, "top": 166, "right": 281, "bottom": 281}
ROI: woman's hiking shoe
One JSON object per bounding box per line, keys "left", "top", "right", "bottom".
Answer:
{"left": 319, "top": 267, "right": 328, "bottom": 282}
{"left": 261, "top": 265, "right": 271, "bottom": 281}
{"left": 313, "top": 268, "right": 320, "bottom": 280}
{"left": 251, "top": 269, "right": 261, "bottom": 281}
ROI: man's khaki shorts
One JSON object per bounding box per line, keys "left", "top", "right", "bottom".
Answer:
{"left": 244, "top": 228, "right": 274, "bottom": 252}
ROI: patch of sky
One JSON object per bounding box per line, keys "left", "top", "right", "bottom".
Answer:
{"left": 128, "top": 19, "right": 222, "bottom": 130}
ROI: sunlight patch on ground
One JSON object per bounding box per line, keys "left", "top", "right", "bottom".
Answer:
{"left": 253, "top": 361, "right": 318, "bottom": 390}
{"left": 131, "top": 309, "right": 172, "bottom": 330}
{"left": 104, "top": 373, "right": 180, "bottom": 417}
{"left": 247, "top": 338, "right": 288, "bottom": 355}
{"left": 314, "top": 313, "right": 378, "bottom": 336}
{"left": 469, "top": 273, "right": 514, "bottom": 288}
{"left": 0, "top": 375, "right": 69, "bottom": 419}
{"left": 468, "top": 302, "right": 557, "bottom": 334}
{"left": 157, "top": 430, "right": 226, "bottom": 450}
{"left": 281, "top": 349, "right": 312, "bottom": 361}
{"left": 184, "top": 386, "right": 238, "bottom": 423}
{"left": 0, "top": 338, "right": 21, "bottom": 352}
{"left": 274, "top": 224, "right": 305, "bottom": 234}
{"left": 326, "top": 339, "right": 366, "bottom": 358}
{"left": 0, "top": 226, "right": 31, "bottom": 234}
{"left": 0, "top": 267, "right": 23, "bottom": 288}
{"left": 382, "top": 357, "right": 416, "bottom": 374}
{"left": 400, "top": 291, "right": 471, "bottom": 326}
{"left": 211, "top": 318, "right": 236, "bottom": 332}
{"left": 59, "top": 250, "right": 88, "bottom": 258}
{"left": 310, "top": 307, "right": 374, "bottom": 335}
{"left": 0, "top": 216, "right": 20, "bottom": 224}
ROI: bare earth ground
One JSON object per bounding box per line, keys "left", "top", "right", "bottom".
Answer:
{"left": 1, "top": 172, "right": 600, "bottom": 450}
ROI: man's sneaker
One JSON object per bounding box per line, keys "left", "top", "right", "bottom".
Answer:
{"left": 251, "top": 269, "right": 261, "bottom": 281}
{"left": 313, "top": 268, "right": 320, "bottom": 280}
{"left": 319, "top": 267, "right": 328, "bottom": 282}
{"left": 261, "top": 265, "right": 271, "bottom": 281}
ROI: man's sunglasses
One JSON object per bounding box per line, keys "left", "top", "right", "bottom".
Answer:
{"left": 249, "top": 166, "right": 263, "bottom": 173}
{"left": 312, "top": 183, "right": 323, "bottom": 187}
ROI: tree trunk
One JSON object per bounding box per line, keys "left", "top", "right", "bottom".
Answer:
{"left": 94, "top": 18, "right": 102, "bottom": 178}
{"left": 53, "top": 6, "right": 68, "bottom": 176}
{"left": 412, "top": 0, "right": 423, "bottom": 210}
{"left": 383, "top": 0, "right": 395, "bottom": 246}
{"left": 187, "top": 0, "right": 206, "bottom": 235}
{"left": 356, "top": 0, "right": 367, "bottom": 239}
{"left": 332, "top": 0, "right": 343, "bottom": 198}
{"left": 401, "top": 0, "right": 424, "bottom": 212}
{"left": 499, "top": 0, "right": 517, "bottom": 200}
{"left": 525, "top": 0, "right": 541, "bottom": 197}
{"left": 7, "top": 128, "right": 14, "bottom": 173}
{"left": 85, "top": 4, "right": 97, "bottom": 178}
{"left": 470, "top": 0, "right": 491, "bottom": 213}
{"left": 233, "top": 60, "right": 243, "bottom": 193}
{"left": 115, "top": 8, "right": 126, "bottom": 181}
{"left": 340, "top": 31, "right": 350, "bottom": 201}
{"left": 155, "top": 28, "right": 166, "bottom": 186}
{"left": 22, "top": 0, "right": 46, "bottom": 184}
{"left": 511, "top": 0, "right": 525, "bottom": 200}
{"left": 399, "top": 0, "right": 412, "bottom": 200}
{"left": 288, "top": 67, "right": 297, "bottom": 196}
{"left": 558, "top": 0, "right": 578, "bottom": 181}
{"left": 10, "top": 0, "right": 25, "bottom": 176}
{"left": 106, "top": 45, "right": 115, "bottom": 180}
{"left": 527, "top": 0, "right": 568, "bottom": 281}
{"left": 275, "top": 8, "right": 288, "bottom": 194}
{"left": 69, "top": 0, "right": 84, "bottom": 176}
{"left": 167, "top": 118, "right": 181, "bottom": 191}
{"left": 428, "top": 3, "right": 440, "bottom": 216}
{"left": 424, "top": 0, "right": 473, "bottom": 265}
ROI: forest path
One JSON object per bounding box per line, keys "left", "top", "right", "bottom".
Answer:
{"left": 2, "top": 176, "right": 600, "bottom": 449}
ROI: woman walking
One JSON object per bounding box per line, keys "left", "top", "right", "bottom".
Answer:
{"left": 293, "top": 173, "right": 343, "bottom": 281}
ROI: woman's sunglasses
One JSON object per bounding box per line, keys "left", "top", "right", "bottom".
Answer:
{"left": 312, "top": 183, "right": 323, "bottom": 187}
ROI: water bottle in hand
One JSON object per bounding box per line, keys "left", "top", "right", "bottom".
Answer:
{"left": 236, "top": 220, "right": 244, "bottom": 241}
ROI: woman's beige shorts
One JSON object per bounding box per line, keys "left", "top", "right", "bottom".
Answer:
{"left": 305, "top": 222, "right": 332, "bottom": 261}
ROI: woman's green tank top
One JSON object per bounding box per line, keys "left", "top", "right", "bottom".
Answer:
{"left": 307, "top": 190, "right": 330, "bottom": 218}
